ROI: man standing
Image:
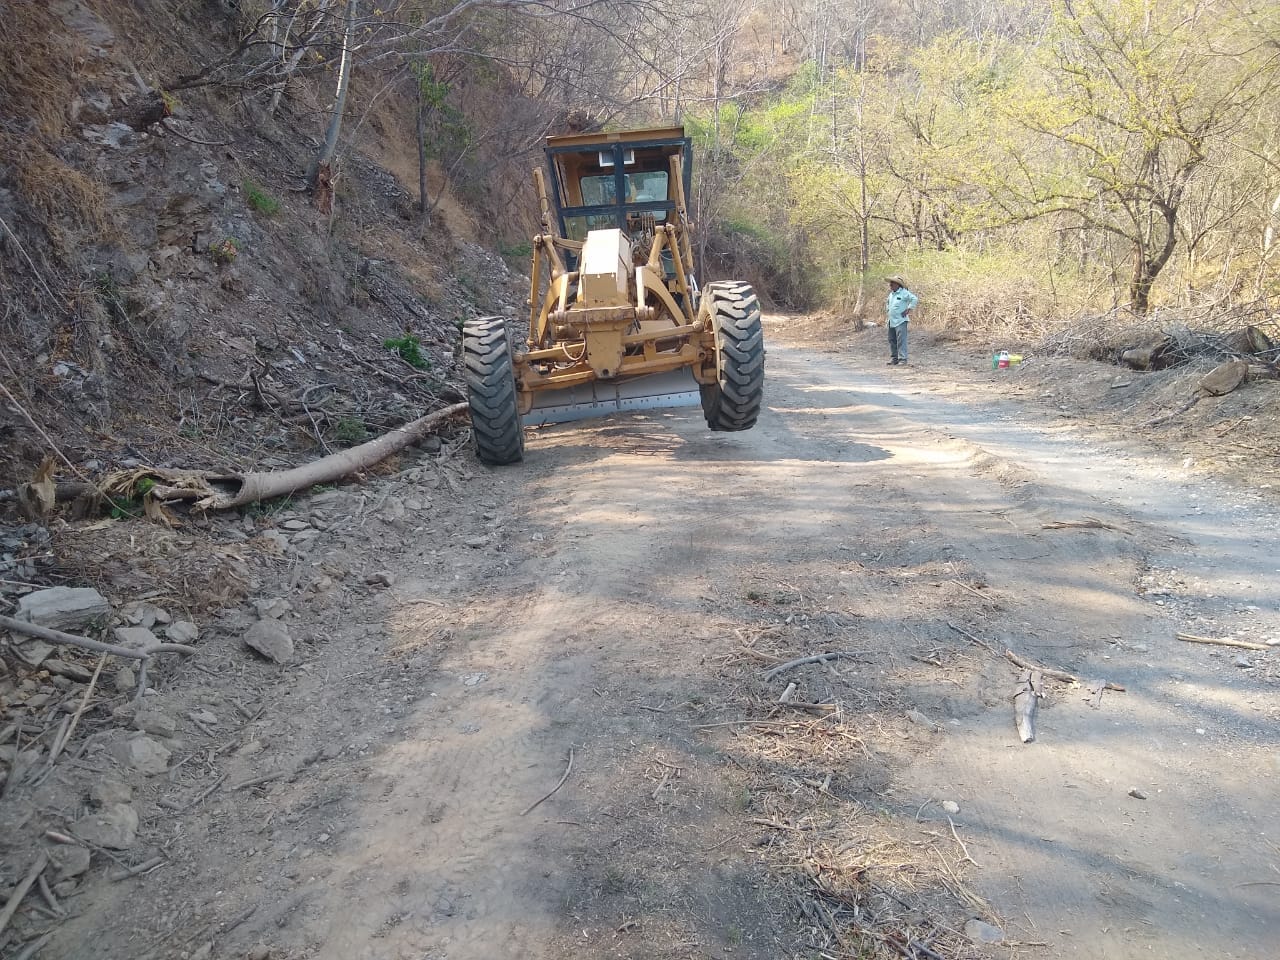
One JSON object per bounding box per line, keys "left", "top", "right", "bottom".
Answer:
{"left": 884, "top": 275, "right": 917, "bottom": 366}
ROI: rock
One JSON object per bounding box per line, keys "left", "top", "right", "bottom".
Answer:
{"left": 1130, "top": 643, "right": 1149, "bottom": 653}
{"left": 244, "top": 620, "right": 294, "bottom": 664}
{"left": 964, "top": 919, "right": 1004, "bottom": 944}
{"left": 15, "top": 586, "right": 110, "bottom": 632}
{"left": 109, "top": 734, "right": 172, "bottom": 775}
{"left": 122, "top": 603, "right": 157, "bottom": 628}
{"left": 114, "top": 666, "right": 137, "bottom": 694}
{"left": 134, "top": 709, "right": 177, "bottom": 737}
{"left": 90, "top": 779, "right": 134, "bottom": 805}
{"left": 941, "top": 800, "right": 961, "bottom": 815}
{"left": 10, "top": 638, "right": 54, "bottom": 667}
{"left": 1232, "top": 655, "right": 1252, "bottom": 669}
{"left": 188, "top": 709, "right": 219, "bottom": 725}
{"left": 43, "top": 659, "right": 95, "bottom": 683}
{"left": 53, "top": 879, "right": 79, "bottom": 897}
{"left": 49, "top": 843, "right": 92, "bottom": 879}
{"left": 113, "top": 626, "right": 159, "bottom": 651}
{"left": 164, "top": 620, "right": 199, "bottom": 644}
{"left": 256, "top": 530, "right": 291, "bottom": 554}
{"left": 190, "top": 942, "right": 213, "bottom": 960}
{"left": 905, "top": 709, "right": 941, "bottom": 732}
{"left": 73, "top": 803, "right": 138, "bottom": 849}
{"left": 247, "top": 945, "right": 271, "bottom": 960}
{"left": 365, "top": 570, "right": 395, "bottom": 587}
{"left": 464, "top": 536, "right": 488, "bottom": 549}
{"left": 279, "top": 519, "right": 311, "bottom": 531}
{"left": 1128, "top": 788, "right": 1148, "bottom": 800}
{"left": 253, "top": 597, "right": 292, "bottom": 620}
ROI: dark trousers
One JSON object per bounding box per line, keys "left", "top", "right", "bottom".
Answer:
{"left": 888, "top": 322, "right": 909, "bottom": 362}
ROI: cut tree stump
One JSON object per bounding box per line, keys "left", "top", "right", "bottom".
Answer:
{"left": 1119, "top": 336, "right": 1175, "bottom": 370}
{"left": 1197, "top": 360, "right": 1249, "bottom": 397}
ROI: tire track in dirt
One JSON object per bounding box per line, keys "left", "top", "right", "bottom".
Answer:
{"left": 763, "top": 341, "right": 1279, "bottom": 959}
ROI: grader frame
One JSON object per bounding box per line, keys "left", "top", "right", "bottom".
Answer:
{"left": 462, "top": 126, "right": 764, "bottom": 464}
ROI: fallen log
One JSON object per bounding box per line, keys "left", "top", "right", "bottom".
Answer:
{"left": 113, "top": 401, "right": 468, "bottom": 511}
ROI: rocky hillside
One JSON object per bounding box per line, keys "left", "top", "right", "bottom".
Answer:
{"left": 0, "top": 1, "right": 530, "bottom": 498}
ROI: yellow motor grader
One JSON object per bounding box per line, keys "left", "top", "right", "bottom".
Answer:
{"left": 462, "top": 126, "right": 764, "bottom": 464}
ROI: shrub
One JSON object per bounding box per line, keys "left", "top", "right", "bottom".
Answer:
{"left": 383, "top": 333, "right": 430, "bottom": 370}
{"left": 243, "top": 180, "right": 280, "bottom": 216}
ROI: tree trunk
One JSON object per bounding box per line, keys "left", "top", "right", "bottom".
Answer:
{"left": 306, "top": 0, "right": 358, "bottom": 192}
{"left": 415, "top": 78, "right": 431, "bottom": 223}
{"left": 1129, "top": 204, "right": 1179, "bottom": 314}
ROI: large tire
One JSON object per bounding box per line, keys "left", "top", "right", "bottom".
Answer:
{"left": 700, "top": 281, "right": 765, "bottom": 431}
{"left": 462, "top": 317, "right": 525, "bottom": 465}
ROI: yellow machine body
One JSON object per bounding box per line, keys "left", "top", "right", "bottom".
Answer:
{"left": 516, "top": 126, "right": 718, "bottom": 423}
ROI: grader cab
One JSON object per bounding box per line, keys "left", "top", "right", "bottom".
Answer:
{"left": 462, "top": 126, "right": 764, "bottom": 464}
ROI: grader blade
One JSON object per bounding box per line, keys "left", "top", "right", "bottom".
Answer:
{"left": 522, "top": 368, "right": 701, "bottom": 425}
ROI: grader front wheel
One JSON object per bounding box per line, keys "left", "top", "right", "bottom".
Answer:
{"left": 700, "top": 281, "right": 765, "bottom": 431}
{"left": 462, "top": 317, "right": 525, "bottom": 465}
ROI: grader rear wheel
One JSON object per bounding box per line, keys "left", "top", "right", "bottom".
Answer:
{"left": 462, "top": 317, "right": 525, "bottom": 465}
{"left": 700, "top": 281, "right": 765, "bottom": 431}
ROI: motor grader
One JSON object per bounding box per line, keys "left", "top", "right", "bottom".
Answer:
{"left": 462, "top": 126, "right": 765, "bottom": 464}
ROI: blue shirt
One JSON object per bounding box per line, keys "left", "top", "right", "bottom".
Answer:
{"left": 886, "top": 287, "right": 917, "bottom": 327}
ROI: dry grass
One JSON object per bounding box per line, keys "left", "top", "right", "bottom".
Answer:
{"left": 0, "top": 6, "right": 112, "bottom": 247}
{"left": 0, "top": 4, "right": 81, "bottom": 139}
{"left": 696, "top": 561, "right": 1007, "bottom": 960}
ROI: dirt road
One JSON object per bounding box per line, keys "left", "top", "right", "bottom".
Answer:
{"left": 52, "top": 323, "right": 1278, "bottom": 960}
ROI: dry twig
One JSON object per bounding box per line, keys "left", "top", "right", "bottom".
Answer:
{"left": 521, "top": 747, "right": 574, "bottom": 816}
{"left": 764, "top": 650, "right": 869, "bottom": 681}
{"left": 1176, "top": 632, "right": 1268, "bottom": 651}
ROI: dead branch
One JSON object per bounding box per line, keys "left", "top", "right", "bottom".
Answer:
{"left": 1004, "top": 649, "right": 1126, "bottom": 692}
{"left": 763, "top": 651, "right": 868, "bottom": 681}
{"left": 109, "top": 856, "right": 166, "bottom": 882}
{"left": 521, "top": 747, "right": 574, "bottom": 816}
{"left": 951, "top": 623, "right": 1125, "bottom": 691}
{"left": 0, "top": 851, "right": 48, "bottom": 936}
{"left": 1041, "top": 516, "right": 1130, "bottom": 533}
{"left": 0, "top": 615, "right": 197, "bottom": 661}
{"left": 1176, "top": 632, "right": 1269, "bottom": 651}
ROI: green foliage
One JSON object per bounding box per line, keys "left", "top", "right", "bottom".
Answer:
{"left": 331, "top": 418, "right": 370, "bottom": 446}
{"left": 498, "top": 240, "right": 532, "bottom": 259}
{"left": 243, "top": 180, "right": 280, "bottom": 216}
{"left": 110, "top": 498, "right": 144, "bottom": 520}
{"left": 246, "top": 495, "right": 293, "bottom": 519}
{"left": 383, "top": 333, "right": 430, "bottom": 369}
{"left": 677, "top": 0, "right": 1280, "bottom": 322}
